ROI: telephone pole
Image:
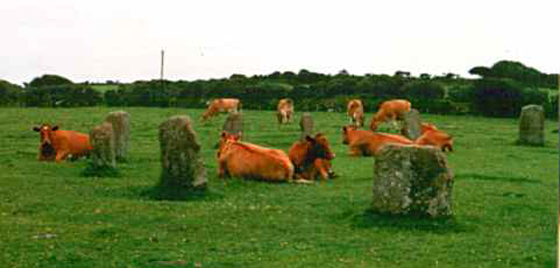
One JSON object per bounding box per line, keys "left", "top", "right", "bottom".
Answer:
{"left": 160, "top": 49, "right": 165, "bottom": 81}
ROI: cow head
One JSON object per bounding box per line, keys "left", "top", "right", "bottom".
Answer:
{"left": 342, "top": 125, "right": 357, "bottom": 145}
{"left": 33, "top": 124, "right": 58, "bottom": 157}
{"left": 217, "top": 131, "right": 241, "bottom": 157}
{"left": 305, "top": 133, "right": 335, "bottom": 160}
{"left": 369, "top": 117, "right": 382, "bottom": 131}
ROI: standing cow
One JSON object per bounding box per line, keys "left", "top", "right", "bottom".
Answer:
{"left": 33, "top": 124, "right": 93, "bottom": 162}
{"left": 347, "top": 99, "right": 364, "bottom": 128}
{"left": 288, "top": 133, "right": 336, "bottom": 181}
{"left": 370, "top": 99, "right": 411, "bottom": 131}
{"left": 277, "top": 98, "right": 294, "bottom": 124}
{"left": 201, "top": 98, "right": 241, "bottom": 122}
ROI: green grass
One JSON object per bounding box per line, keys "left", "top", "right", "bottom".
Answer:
{"left": 0, "top": 107, "right": 558, "bottom": 267}
{"left": 91, "top": 84, "right": 119, "bottom": 93}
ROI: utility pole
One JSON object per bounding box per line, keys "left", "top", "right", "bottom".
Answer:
{"left": 160, "top": 49, "right": 165, "bottom": 81}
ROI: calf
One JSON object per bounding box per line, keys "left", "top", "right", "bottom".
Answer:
{"left": 288, "top": 133, "right": 336, "bottom": 181}
{"left": 342, "top": 125, "right": 413, "bottom": 156}
{"left": 277, "top": 98, "right": 294, "bottom": 124}
{"left": 370, "top": 99, "right": 411, "bottom": 131}
{"left": 415, "top": 123, "right": 454, "bottom": 152}
{"left": 33, "top": 124, "right": 93, "bottom": 162}
{"left": 201, "top": 98, "right": 241, "bottom": 122}
{"left": 216, "top": 132, "right": 295, "bottom": 182}
{"left": 347, "top": 99, "right": 364, "bottom": 128}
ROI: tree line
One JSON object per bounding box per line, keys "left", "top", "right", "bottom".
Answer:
{"left": 1, "top": 60, "right": 557, "bottom": 118}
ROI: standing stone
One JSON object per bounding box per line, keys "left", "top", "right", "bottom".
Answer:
{"left": 518, "top": 104, "right": 545, "bottom": 146}
{"left": 158, "top": 115, "right": 206, "bottom": 190}
{"left": 105, "top": 111, "right": 130, "bottom": 161}
{"left": 299, "top": 112, "right": 314, "bottom": 140}
{"left": 372, "top": 144, "right": 454, "bottom": 217}
{"left": 90, "top": 122, "right": 116, "bottom": 168}
{"left": 400, "top": 108, "right": 422, "bottom": 140}
{"left": 222, "top": 111, "right": 243, "bottom": 135}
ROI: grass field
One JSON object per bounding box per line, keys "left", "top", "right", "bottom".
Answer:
{"left": 0, "top": 107, "right": 558, "bottom": 267}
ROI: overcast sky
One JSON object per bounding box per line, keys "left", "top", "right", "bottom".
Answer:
{"left": 2, "top": 1, "right": 559, "bottom": 84}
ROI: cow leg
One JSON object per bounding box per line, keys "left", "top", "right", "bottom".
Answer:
{"left": 348, "top": 147, "right": 362, "bottom": 157}
{"left": 55, "top": 151, "right": 69, "bottom": 162}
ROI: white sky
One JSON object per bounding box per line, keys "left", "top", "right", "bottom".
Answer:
{"left": 2, "top": 1, "right": 559, "bottom": 84}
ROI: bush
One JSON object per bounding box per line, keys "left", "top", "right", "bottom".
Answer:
{"left": 0, "top": 80, "right": 23, "bottom": 106}
{"left": 472, "top": 78, "right": 523, "bottom": 117}
{"left": 28, "top": 74, "right": 73, "bottom": 87}
{"left": 401, "top": 80, "right": 445, "bottom": 100}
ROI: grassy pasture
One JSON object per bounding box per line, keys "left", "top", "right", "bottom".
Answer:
{"left": 0, "top": 107, "right": 558, "bottom": 267}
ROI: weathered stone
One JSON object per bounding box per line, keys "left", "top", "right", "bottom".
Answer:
{"left": 299, "top": 112, "right": 314, "bottom": 140}
{"left": 90, "top": 122, "right": 116, "bottom": 168}
{"left": 104, "top": 111, "right": 130, "bottom": 160}
{"left": 222, "top": 111, "right": 243, "bottom": 135}
{"left": 518, "top": 104, "right": 545, "bottom": 146}
{"left": 372, "top": 144, "right": 453, "bottom": 217}
{"left": 158, "top": 115, "right": 206, "bottom": 190}
{"left": 400, "top": 108, "right": 422, "bottom": 140}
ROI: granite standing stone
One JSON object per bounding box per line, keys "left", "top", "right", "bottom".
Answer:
{"left": 372, "top": 144, "right": 454, "bottom": 217}
{"left": 518, "top": 104, "right": 545, "bottom": 146}
{"left": 105, "top": 111, "right": 130, "bottom": 160}
{"left": 90, "top": 122, "right": 116, "bottom": 168}
{"left": 158, "top": 115, "right": 207, "bottom": 190}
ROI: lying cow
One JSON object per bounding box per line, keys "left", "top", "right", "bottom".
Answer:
{"left": 415, "top": 123, "right": 454, "bottom": 152}
{"left": 216, "top": 132, "right": 297, "bottom": 182}
{"left": 277, "top": 98, "right": 294, "bottom": 124}
{"left": 347, "top": 99, "right": 364, "bottom": 128}
{"left": 370, "top": 99, "right": 411, "bottom": 131}
{"left": 201, "top": 98, "right": 241, "bottom": 122}
{"left": 342, "top": 125, "right": 413, "bottom": 156}
{"left": 288, "top": 133, "right": 336, "bottom": 181}
{"left": 33, "top": 124, "right": 93, "bottom": 162}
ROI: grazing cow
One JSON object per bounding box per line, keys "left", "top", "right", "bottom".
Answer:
{"left": 288, "top": 133, "right": 336, "bottom": 181}
{"left": 347, "top": 99, "right": 364, "bottom": 127}
{"left": 33, "top": 124, "right": 93, "bottom": 162}
{"left": 201, "top": 98, "right": 241, "bottom": 122}
{"left": 370, "top": 99, "right": 411, "bottom": 131}
{"left": 415, "top": 123, "right": 454, "bottom": 152}
{"left": 277, "top": 98, "right": 294, "bottom": 124}
{"left": 216, "top": 132, "right": 296, "bottom": 182}
{"left": 342, "top": 125, "right": 413, "bottom": 156}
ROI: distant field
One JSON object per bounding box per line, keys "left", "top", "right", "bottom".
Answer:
{"left": 0, "top": 107, "right": 558, "bottom": 267}
{"left": 91, "top": 84, "right": 119, "bottom": 93}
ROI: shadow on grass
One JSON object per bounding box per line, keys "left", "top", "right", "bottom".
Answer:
{"left": 350, "top": 209, "right": 471, "bottom": 234}
{"left": 455, "top": 173, "right": 540, "bottom": 184}
{"left": 140, "top": 184, "right": 224, "bottom": 202}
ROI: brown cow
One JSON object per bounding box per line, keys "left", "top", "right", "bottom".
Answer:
{"left": 277, "top": 98, "right": 294, "bottom": 124}
{"left": 415, "top": 123, "right": 453, "bottom": 152}
{"left": 201, "top": 98, "right": 241, "bottom": 122}
{"left": 216, "top": 132, "right": 296, "bottom": 182}
{"left": 33, "top": 124, "right": 93, "bottom": 162}
{"left": 347, "top": 99, "right": 364, "bottom": 127}
{"left": 288, "top": 133, "right": 336, "bottom": 181}
{"left": 370, "top": 99, "right": 411, "bottom": 131}
{"left": 342, "top": 125, "right": 413, "bottom": 156}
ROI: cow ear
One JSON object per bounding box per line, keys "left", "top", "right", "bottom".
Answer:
{"left": 52, "top": 126, "right": 59, "bottom": 131}
{"left": 33, "top": 126, "right": 40, "bottom": 132}
{"left": 342, "top": 126, "right": 347, "bottom": 132}
{"left": 221, "top": 131, "right": 227, "bottom": 138}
